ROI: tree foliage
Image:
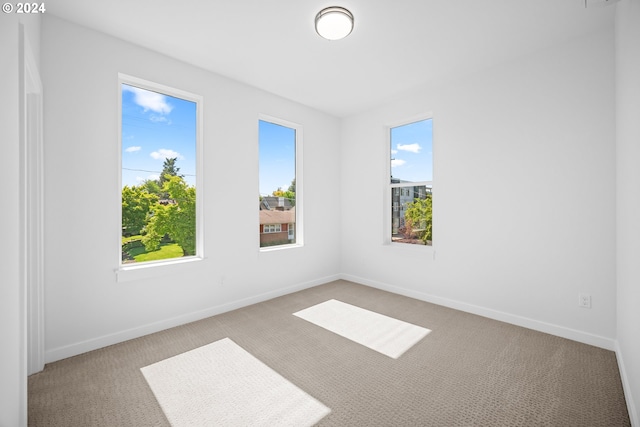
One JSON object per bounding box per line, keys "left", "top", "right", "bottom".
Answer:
{"left": 404, "top": 195, "right": 433, "bottom": 244}
{"left": 142, "top": 175, "right": 196, "bottom": 256}
{"left": 158, "top": 157, "right": 183, "bottom": 187}
{"left": 122, "top": 185, "right": 158, "bottom": 236}
{"left": 122, "top": 158, "right": 196, "bottom": 262}
{"left": 142, "top": 179, "right": 161, "bottom": 195}
{"left": 272, "top": 178, "right": 296, "bottom": 206}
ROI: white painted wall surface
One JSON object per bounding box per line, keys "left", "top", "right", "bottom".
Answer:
{"left": 615, "top": 0, "right": 640, "bottom": 424}
{"left": 41, "top": 15, "right": 341, "bottom": 362}
{"left": 0, "top": 12, "right": 40, "bottom": 427}
{"left": 0, "top": 15, "right": 23, "bottom": 427}
{"left": 340, "top": 28, "right": 617, "bottom": 349}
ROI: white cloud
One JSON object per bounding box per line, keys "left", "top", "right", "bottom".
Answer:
{"left": 149, "top": 115, "right": 171, "bottom": 124}
{"left": 150, "top": 148, "right": 184, "bottom": 160}
{"left": 391, "top": 149, "right": 398, "bottom": 154}
{"left": 123, "top": 86, "right": 173, "bottom": 114}
{"left": 391, "top": 159, "right": 406, "bottom": 167}
{"left": 397, "top": 143, "right": 422, "bottom": 153}
{"left": 125, "top": 146, "right": 141, "bottom": 153}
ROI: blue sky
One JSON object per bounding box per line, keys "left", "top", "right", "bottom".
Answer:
{"left": 259, "top": 120, "right": 296, "bottom": 197}
{"left": 390, "top": 118, "right": 433, "bottom": 183}
{"left": 121, "top": 84, "right": 197, "bottom": 187}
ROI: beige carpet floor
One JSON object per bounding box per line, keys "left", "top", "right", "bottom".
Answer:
{"left": 28, "top": 280, "right": 631, "bottom": 426}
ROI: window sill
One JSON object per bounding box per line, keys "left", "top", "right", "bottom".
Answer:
{"left": 385, "top": 241, "right": 436, "bottom": 257}
{"left": 116, "top": 256, "right": 205, "bottom": 283}
{"left": 259, "top": 243, "right": 303, "bottom": 253}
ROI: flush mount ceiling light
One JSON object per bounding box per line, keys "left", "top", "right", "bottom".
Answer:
{"left": 315, "top": 6, "right": 354, "bottom": 41}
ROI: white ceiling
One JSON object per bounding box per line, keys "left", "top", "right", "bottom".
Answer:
{"left": 47, "top": 0, "right": 615, "bottom": 117}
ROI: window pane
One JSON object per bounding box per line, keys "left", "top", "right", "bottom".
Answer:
{"left": 259, "top": 120, "right": 296, "bottom": 248}
{"left": 391, "top": 185, "right": 433, "bottom": 245}
{"left": 390, "top": 119, "right": 433, "bottom": 184}
{"left": 390, "top": 118, "right": 433, "bottom": 246}
{"left": 121, "top": 83, "right": 198, "bottom": 264}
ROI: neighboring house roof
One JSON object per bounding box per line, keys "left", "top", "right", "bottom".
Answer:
{"left": 259, "top": 208, "right": 295, "bottom": 225}
{"left": 260, "top": 196, "right": 293, "bottom": 210}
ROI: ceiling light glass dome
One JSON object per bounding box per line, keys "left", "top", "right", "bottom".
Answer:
{"left": 315, "top": 7, "right": 354, "bottom": 41}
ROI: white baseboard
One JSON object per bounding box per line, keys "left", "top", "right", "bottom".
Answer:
{"left": 339, "top": 273, "right": 616, "bottom": 351}
{"left": 615, "top": 340, "right": 638, "bottom": 427}
{"left": 45, "top": 272, "right": 616, "bottom": 359}
{"left": 45, "top": 274, "right": 341, "bottom": 363}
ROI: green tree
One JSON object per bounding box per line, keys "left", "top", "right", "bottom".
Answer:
{"left": 285, "top": 178, "right": 296, "bottom": 206}
{"left": 404, "top": 195, "right": 433, "bottom": 244}
{"left": 272, "top": 178, "right": 296, "bottom": 206}
{"left": 284, "top": 190, "right": 295, "bottom": 206}
{"left": 142, "top": 179, "right": 161, "bottom": 195}
{"left": 122, "top": 185, "right": 158, "bottom": 236}
{"left": 142, "top": 175, "right": 196, "bottom": 256}
{"left": 158, "top": 157, "right": 183, "bottom": 187}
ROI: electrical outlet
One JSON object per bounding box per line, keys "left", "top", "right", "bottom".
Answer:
{"left": 578, "top": 293, "right": 591, "bottom": 309}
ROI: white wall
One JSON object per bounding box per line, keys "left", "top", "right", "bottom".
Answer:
{"left": 41, "top": 15, "right": 341, "bottom": 362}
{"left": 0, "top": 15, "right": 23, "bottom": 427}
{"left": 340, "top": 28, "right": 617, "bottom": 349}
{"left": 615, "top": 0, "right": 640, "bottom": 424}
{"left": 0, "top": 12, "right": 40, "bottom": 427}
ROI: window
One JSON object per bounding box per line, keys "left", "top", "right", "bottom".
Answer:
{"left": 263, "top": 224, "right": 282, "bottom": 233}
{"left": 258, "top": 116, "right": 302, "bottom": 249}
{"left": 390, "top": 118, "right": 433, "bottom": 246}
{"left": 119, "top": 74, "right": 203, "bottom": 267}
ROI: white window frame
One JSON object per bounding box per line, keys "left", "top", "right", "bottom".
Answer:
{"left": 384, "top": 114, "right": 434, "bottom": 248}
{"left": 258, "top": 114, "right": 303, "bottom": 251}
{"left": 116, "top": 74, "right": 205, "bottom": 282}
{"left": 263, "top": 224, "right": 282, "bottom": 234}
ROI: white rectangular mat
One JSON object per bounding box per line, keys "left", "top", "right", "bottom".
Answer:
{"left": 294, "top": 299, "right": 430, "bottom": 359}
{"left": 141, "top": 337, "right": 330, "bottom": 427}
